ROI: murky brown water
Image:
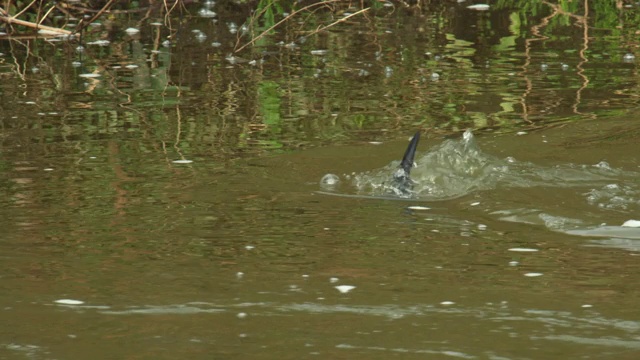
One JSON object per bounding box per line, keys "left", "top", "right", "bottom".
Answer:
{"left": 2, "top": 1, "right": 640, "bottom": 359}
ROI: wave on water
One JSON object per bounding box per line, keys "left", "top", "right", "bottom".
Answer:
{"left": 322, "top": 130, "right": 636, "bottom": 200}
{"left": 319, "top": 130, "right": 640, "bottom": 241}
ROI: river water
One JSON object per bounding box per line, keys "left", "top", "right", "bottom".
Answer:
{"left": 1, "top": 1, "right": 640, "bottom": 359}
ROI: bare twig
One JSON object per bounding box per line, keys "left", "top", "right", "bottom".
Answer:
{"left": 38, "top": 3, "right": 58, "bottom": 26}
{"left": 0, "top": 7, "right": 71, "bottom": 35}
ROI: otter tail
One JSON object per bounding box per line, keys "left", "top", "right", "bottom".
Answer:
{"left": 392, "top": 131, "right": 421, "bottom": 194}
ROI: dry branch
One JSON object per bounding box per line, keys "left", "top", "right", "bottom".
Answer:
{"left": 0, "top": 7, "right": 71, "bottom": 35}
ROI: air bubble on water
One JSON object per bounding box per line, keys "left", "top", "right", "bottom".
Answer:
{"left": 320, "top": 174, "right": 340, "bottom": 190}
{"left": 195, "top": 32, "right": 207, "bottom": 42}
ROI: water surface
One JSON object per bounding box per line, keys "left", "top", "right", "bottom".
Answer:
{"left": 2, "top": 1, "right": 640, "bottom": 359}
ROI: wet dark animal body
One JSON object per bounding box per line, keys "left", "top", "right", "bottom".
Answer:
{"left": 392, "top": 131, "right": 421, "bottom": 195}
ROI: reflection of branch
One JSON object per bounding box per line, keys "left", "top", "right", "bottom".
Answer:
{"left": 235, "top": 0, "right": 343, "bottom": 53}
{"left": 541, "top": 0, "right": 593, "bottom": 119}
{"left": 74, "top": 0, "right": 117, "bottom": 34}
{"left": 305, "top": 7, "right": 370, "bottom": 36}
{"left": 573, "top": 0, "right": 594, "bottom": 118}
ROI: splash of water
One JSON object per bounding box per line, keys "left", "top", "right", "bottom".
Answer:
{"left": 326, "top": 130, "right": 634, "bottom": 201}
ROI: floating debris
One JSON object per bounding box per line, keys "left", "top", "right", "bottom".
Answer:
{"left": 237, "top": 312, "right": 247, "bottom": 319}
{"left": 524, "top": 272, "right": 543, "bottom": 277}
{"left": 55, "top": 299, "right": 84, "bottom": 305}
{"left": 408, "top": 206, "right": 430, "bottom": 211}
{"left": 87, "top": 40, "right": 110, "bottom": 46}
{"left": 198, "top": 9, "right": 217, "bottom": 17}
{"left": 329, "top": 277, "right": 339, "bottom": 283}
{"left": 78, "top": 73, "right": 101, "bottom": 78}
{"left": 623, "top": 53, "right": 635, "bottom": 62}
{"left": 467, "top": 4, "right": 490, "bottom": 11}
{"left": 311, "top": 49, "right": 328, "bottom": 56}
{"left": 335, "top": 285, "right": 356, "bottom": 294}
{"left": 508, "top": 248, "right": 539, "bottom": 252}
{"left": 172, "top": 159, "right": 193, "bottom": 164}
{"left": 440, "top": 301, "right": 455, "bottom": 305}
{"left": 125, "top": 27, "right": 140, "bottom": 35}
